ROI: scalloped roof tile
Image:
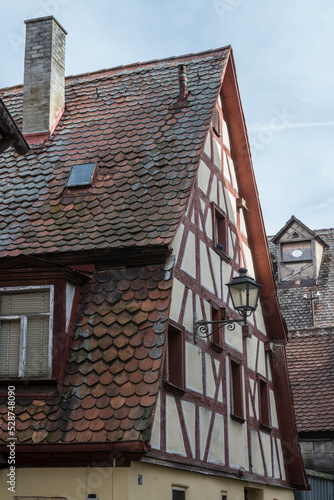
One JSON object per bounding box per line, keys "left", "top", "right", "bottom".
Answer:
{"left": 0, "top": 264, "right": 173, "bottom": 444}
{"left": 0, "top": 47, "right": 229, "bottom": 259}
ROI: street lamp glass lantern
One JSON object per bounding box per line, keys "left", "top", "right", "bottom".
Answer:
{"left": 227, "top": 268, "right": 262, "bottom": 318}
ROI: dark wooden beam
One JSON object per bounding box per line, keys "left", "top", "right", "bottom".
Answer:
{"left": 0, "top": 97, "right": 29, "bottom": 154}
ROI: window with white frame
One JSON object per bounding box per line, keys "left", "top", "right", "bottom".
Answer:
{"left": 0, "top": 286, "right": 53, "bottom": 378}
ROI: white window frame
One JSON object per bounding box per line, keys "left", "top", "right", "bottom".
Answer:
{"left": 172, "top": 486, "right": 187, "bottom": 500}
{"left": 0, "top": 285, "right": 54, "bottom": 378}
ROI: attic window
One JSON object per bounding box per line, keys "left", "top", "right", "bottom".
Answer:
{"left": 67, "top": 163, "right": 96, "bottom": 188}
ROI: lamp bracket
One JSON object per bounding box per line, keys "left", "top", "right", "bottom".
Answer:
{"left": 195, "top": 317, "right": 246, "bottom": 338}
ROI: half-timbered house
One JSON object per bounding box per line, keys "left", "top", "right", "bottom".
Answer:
{"left": 0, "top": 16, "right": 307, "bottom": 500}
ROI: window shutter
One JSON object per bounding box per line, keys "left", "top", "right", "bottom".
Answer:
{"left": 1, "top": 291, "right": 50, "bottom": 315}
{"left": 0, "top": 319, "right": 20, "bottom": 377}
{"left": 0, "top": 289, "right": 51, "bottom": 378}
{"left": 25, "top": 316, "right": 50, "bottom": 377}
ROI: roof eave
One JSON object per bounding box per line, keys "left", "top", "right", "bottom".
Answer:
{"left": 220, "top": 52, "right": 308, "bottom": 491}
{"left": 272, "top": 215, "right": 329, "bottom": 248}
{"left": 0, "top": 97, "right": 29, "bottom": 154}
{"left": 221, "top": 51, "right": 286, "bottom": 342}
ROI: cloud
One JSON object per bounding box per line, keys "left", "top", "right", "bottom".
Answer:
{"left": 248, "top": 120, "right": 334, "bottom": 132}
{"left": 309, "top": 197, "right": 334, "bottom": 212}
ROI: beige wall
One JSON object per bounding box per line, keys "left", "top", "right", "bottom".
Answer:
{"left": 1, "top": 460, "right": 294, "bottom": 500}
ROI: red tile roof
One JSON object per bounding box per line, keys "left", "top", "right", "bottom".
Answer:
{"left": 287, "top": 329, "right": 334, "bottom": 432}
{"left": 0, "top": 264, "right": 172, "bottom": 444}
{"left": 0, "top": 48, "right": 229, "bottom": 259}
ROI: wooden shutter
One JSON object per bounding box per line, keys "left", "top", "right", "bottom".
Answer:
{"left": 0, "top": 319, "right": 20, "bottom": 377}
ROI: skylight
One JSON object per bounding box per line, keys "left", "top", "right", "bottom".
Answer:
{"left": 67, "top": 163, "right": 96, "bottom": 188}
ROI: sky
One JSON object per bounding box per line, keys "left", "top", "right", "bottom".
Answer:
{"left": 0, "top": 0, "right": 333, "bottom": 235}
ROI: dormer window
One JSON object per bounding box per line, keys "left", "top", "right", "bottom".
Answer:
{"left": 0, "top": 256, "right": 87, "bottom": 387}
{"left": 272, "top": 216, "right": 328, "bottom": 286}
{"left": 67, "top": 162, "right": 96, "bottom": 188}
{"left": 0, "top": 286, "right": 53, "bottom": 378}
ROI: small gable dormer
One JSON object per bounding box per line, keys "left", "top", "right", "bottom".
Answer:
{"left": 272, "top": 216, "right": 328, "bottom": 286}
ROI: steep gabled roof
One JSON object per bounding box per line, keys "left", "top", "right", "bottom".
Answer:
{"left": 272, "top": 215, "right": 328, "bottom": 247}
{"left": 0, "top": 46, "right": 307, "bottom": 488}
{"left": 0, "top": 48, "right": 228, "bottom": 464}
{"left": 0, "top": 48, "right": 229, "bottom": 260}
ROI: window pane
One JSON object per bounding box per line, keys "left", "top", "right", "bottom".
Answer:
{"left": 173, "top": 489, "right": 185, "bottom": 500}
{"left": 0, "top": 319, "right": 20, "bottom": 377}
{"left": 168, "top": 324, "right": 184, "bottom": 387}
{"left": 67, "top": 163, "right": 95, "bottom": 187}
{"left": 0, "top": 290, "right": 50, "bottom": 315}
{"left": 0, "top": 289, "right": 51, "bottom": 378}
{"left": 25, "top": 316, "right": 50, "bottom": 377}
{"left": 231, "top": 360, "right": 243, "bottom": 418}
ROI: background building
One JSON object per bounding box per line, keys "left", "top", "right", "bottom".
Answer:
{"left": 270, "top": 216, "right": 334, "bottom": 498}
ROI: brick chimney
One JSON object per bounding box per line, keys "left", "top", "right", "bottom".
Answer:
{"left": 22, "top": 16, "right": 67, "bottom": 138}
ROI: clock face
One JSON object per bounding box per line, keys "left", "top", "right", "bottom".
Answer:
{"left": 291, "top": 249, "right": 303, "bottom": 258}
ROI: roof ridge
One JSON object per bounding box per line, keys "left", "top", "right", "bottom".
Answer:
{"left": 65, "top": 45, "right": 230, "bottom": 82}
{"left": 0, "top": 45, "right": 231, "bottom": 92}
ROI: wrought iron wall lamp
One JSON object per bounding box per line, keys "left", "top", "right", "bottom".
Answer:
{"left": 195, "top": 268, "right": 262, "bottom": 338}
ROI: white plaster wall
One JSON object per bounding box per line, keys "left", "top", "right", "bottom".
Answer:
{"left": 170, "top": 278, "right": 185, "bottom": 323}
{"left": 166, "top": 395, "right": 186, "bottom": 456}
{"left": 186, "top": 342, "right": 203, "bottom": 393}
{"left": 180, "top": 230, "right": 196, "bottom": 279}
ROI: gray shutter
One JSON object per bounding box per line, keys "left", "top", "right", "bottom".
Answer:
{"left": 0, "top": 319, "right": 20, "bottom": 377}
{"left": 0, "top": 289, "right": 50, "bottom": 378}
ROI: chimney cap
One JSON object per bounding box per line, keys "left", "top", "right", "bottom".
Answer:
{"left": 24, "top": 15, "right": 68, "bottom": 35}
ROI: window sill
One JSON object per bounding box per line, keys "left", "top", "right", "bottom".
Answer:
{"left": 215, "top": 246, "right": 231, "bottom": 263}
{"left": 163, "top": 380, "right": 185, "bottom": 397}
{"left": 211, "top": 341, "right": 224, "bottom": 353}
{"left": 259, "top": 423, "right": 272, "bottom": 433}
{"left": 231, "top": 414, "right": 245, "bottom": 424}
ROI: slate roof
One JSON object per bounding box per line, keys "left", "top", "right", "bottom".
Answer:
{"left": 0, "top": 48, "right": 229, "bottom": 259}
{"left": 270, "top": 228, "right": 334, "bottom": 433}
{"left": 0, "top": 263, "right": 173, "bottom": 445}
